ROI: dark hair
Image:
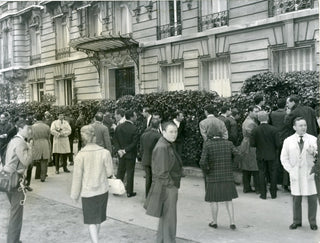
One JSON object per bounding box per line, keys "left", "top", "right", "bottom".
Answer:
{"left": 115, "top": 109, "right": 125, "bottom": 117}
{"left": 34, "top": 113, "right": 44, "bottom": 121}
{"left": 288, "top": 95, "right": 300, "bottom": 104}
{"left": 174, "top": 110, "right": 183, "bottom": 118}
{"left": 162, "top": 121, "right": 177, "bottom": 131}
{"left": 95, "top": 112, "right": 104, "bottom": 122}
{"left": 277, "top": 98, "right": 286, "bottom": 109}
{"left": 204, "top": 105, "right": 215, "bottom": 115}
{"left": 231, "top": 108, "right": 239, "bottom": 116}
{"left": 248, "top": 105, "right": 257, "bottom": 113}
{"left": 152, "top": 111, "right": 161, "bottom": 118}
{"left": 220, "top": 105, "right": 230, "bottom": 114}
{"left": 125, "top": 110, "right": 135, "bottom": 120}
{"left": 293, "top": 116, "right": 306, "bottom": 125}
{"left": 16, "top": 119, "right": 27, "bottom": 129}
{"left": 150, "top": 118, "right": 160, "bottom": 129}
{"left": 254, "top": 94, "right": 264, "bottom": 105}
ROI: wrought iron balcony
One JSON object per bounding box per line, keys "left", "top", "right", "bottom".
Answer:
{"left": 30, "top": 54, "right": 41, "bottom": 65}
{"left": 56, "top": 47, "right": 71, "bottom": 59}
{"left": 269, "top": 0, "right": 314, "bottom": 16}
{"left": 157, "top": 23, "right": 182, "bottom": 40}
{"left": 198, "top": 10, "right": 229, "bottom": 32}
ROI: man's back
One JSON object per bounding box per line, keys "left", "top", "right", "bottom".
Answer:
{"left": 92, "top": 121, "right": 112, "bottom": 153}
{"left": 141, "top": 129, "right": 161, "bottom": 166}
{"left": 199, "top": 116, "right": 227, "bottom": 141}
{"left": 114, "top": 121, "right": 138, "bottom": 159}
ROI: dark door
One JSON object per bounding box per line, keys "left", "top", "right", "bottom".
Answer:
{"left": 115, "top": 67, "right": 135, "bottom": 99}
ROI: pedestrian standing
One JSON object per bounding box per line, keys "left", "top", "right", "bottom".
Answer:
{"left": 199, "top": 129, "right": 238, "bottom": 230}
{"left": 227, "top": 108, "right": 239, "bottom": 146}
{"left": 50, "top": 112, "right": 71, "bottom": 174}
{"left": 92, "top": 112, "right": 112, "bottom": 153}
{"left": 145, "top": 122, "right": 183, "bottom": 243}
{"left": 65, "top": 114, "right": 76, "bottom": 166}
{"left": 3, "top": 119, "right": 33, "bottom": 243}
{"left": 281, "top": 117, "right": 318, "bottom": 230}
{"left": 172, "top": 110, "right": 185, "bottom": 160}
{"left": 71, "top": 125, "right": 113, "bottom": 243}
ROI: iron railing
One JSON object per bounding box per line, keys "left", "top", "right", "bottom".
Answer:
{"left": 268, "top": 0, "right": 314, "bottom": 17}
{"left": 157, "top": 23, "right": 182, "bottom": 40}
{"left": 198, "top": 10, "right": 229, "bottom": 32}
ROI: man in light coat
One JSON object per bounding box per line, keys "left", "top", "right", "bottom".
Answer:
{"left": 281, "top": 117, "right": 318, "bottom": 230}
{"left": 51, "top": 112, "right": 71, "bottom": 174}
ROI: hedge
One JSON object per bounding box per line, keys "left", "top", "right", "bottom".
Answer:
{"left": 0, "top": 71, "right": 318, "bottom": 167}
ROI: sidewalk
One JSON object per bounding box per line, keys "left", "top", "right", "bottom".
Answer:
{"left": 10, "top": 163, "right": 320, "bottom": 243}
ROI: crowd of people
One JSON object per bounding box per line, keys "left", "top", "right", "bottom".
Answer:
{"left": 0, "top": 93, "right": 319, "bottom": 243}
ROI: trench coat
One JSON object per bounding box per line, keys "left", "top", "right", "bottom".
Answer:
{"left": 281, "top": 133, "right": 317, "bottom": 196}
{"left": 238, "top": 116, "right": 258, "bottom": 171}
{"left": 32, "top": 121, "right": 51, "bottom": 160}
{"left": 50, "top": 119, "right": 71, "bottom": 154}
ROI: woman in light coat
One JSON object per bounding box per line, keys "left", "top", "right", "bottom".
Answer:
{"left": 71, "top": 125, "right": 113, "bottom": 243}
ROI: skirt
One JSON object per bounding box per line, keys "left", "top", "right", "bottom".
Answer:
{"left": 205, "top": 182, "right": 238, "bottom": 202}
{"left": 82, "top": 192, "right": 109, "bottom": 224}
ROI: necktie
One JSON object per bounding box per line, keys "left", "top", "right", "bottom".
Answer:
{"left": 298, "top": 136, "right": 304, "bottom": 153}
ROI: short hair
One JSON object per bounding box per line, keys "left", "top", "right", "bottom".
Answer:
{"left": 258, "top": 111, "right": 269, "bottom": 122}
{"left": 204, "top": 105, "right": 215, "bottom": 115}
{"left": 248, "top": 105, "right": 257, "bottom": 113}
{"left": 162, "top": 121, "right": 177, "bottom": 131}
{"left": 288, "top": 95, "right": 300, "bottom": 104}
{"left": 277, "top": 98, "right": 286, "bottom": 109}
{"left": 115, "top": 109, "right": 125, "bottom": 117}
{"left": 35, "top": 113, "right": 44, "bottom": 121}
{"left": 293, "top": 117, "right": 306, "bottom": 125}
{"left": 231, "top": 108, "right": 239, "bottom": 116}
{"left": 125, "top": 110, "right": 135, "bottom": 120}
{"left": 153, "top": 111, "right": 161, "bottom": 118}
{"left": 80, "top": 125, "right": 95, "bottom": 141}
{"left": 95, "top": 112, "right": 104, "bottom": 122}
{"left": 174, "top": 110, "right": 183, "bottom": 118}
{"left": 143, "top": 107, "right": 151, "bottom": 113}
{"left": 16, "top": 119, "right": 27, "bottom": 129}
{"left": 150, "top": 118, "right": 160, "bottom": 129}
{"left": 254, "top": 94, "right": 264, "bottom": 105}
{"left": 220, "top": 105, "right": 230, "bottom": 114}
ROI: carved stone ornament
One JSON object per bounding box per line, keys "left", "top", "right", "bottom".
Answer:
{"left": 104, "top": 53, "right": 133, "bottom": 68}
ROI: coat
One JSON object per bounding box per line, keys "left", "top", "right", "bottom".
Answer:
{"left": 199, "top": 115, "right": 228, "bottom": 141}
{"left": 50, "top": 119, "right": 71, "bottom": 154}
{"left": 227, "top": 116, "right": 238, "bottom": 145}
{"left": 269, "top": 108, "right": 287, "bottom": 144}
{"left": 92, "top": 121, "right": 112, "bottom": 153}
{"left": 250, "top": 123, "right": 280, "bottom": 161}
{"left": 199, "top": 138, "right": 237, "bottom": 183}
{"left": 140, "top": 128, "right": 162, "bottom": 166}
{"left": 113, "top": 121, "right": 139, "bottom": 160}
{"left": 32, "top": 121, "right": 51, "bottom": 160}
{"left": 144, "top": 137, "right": 182, "bottom": 217}
{"left": 281, "top": 133, "right": 317, "bottom": 196}
{"left": 238, "top": 116, "right": 258, "bottom": 171}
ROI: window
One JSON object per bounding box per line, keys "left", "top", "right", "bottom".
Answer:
{"left": 31, "top": 82, "right": 44, "bottom": 102}
{"left": 272, "top": 46, "right": 315, "bottom": 72}
{"left": 3, "top": 29, "right": 10, "bottom": 68}
{"left": 30, "top": 29, "right": 41, "bottom": 64}
{"left": 269, "top": 0, "right": 314, "bottom": 17}
{"left": 56, "top": 79, "right": 72, "bottom": 105}
{"left": 114, "top": 3, "right": 132, "bottom": 35}
{"left": 157, "top": 0, "right": 181, "bottom": 40}
{"left": 55, "top": 16, "right": 70, "bottom": 59}
{"left": 203, "top": 56, "right": 231, "bottom": 97}
{"left": 88, "top": 4, "right": 102, "bottom": 37}
{"left": 199, "top": 0, "right": 228, "bottom": 31}
{"left": 166, "top": 64, "right": 184, "bottom": 91}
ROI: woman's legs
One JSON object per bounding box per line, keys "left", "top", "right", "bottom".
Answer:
{"left": 88, "top": 224, "right": 99, "bottom": 243}
{"left": 210, "top": 202, "right": 219, "bottom": 224}
{"left": 225, "top": 201, "right": 235, "bottom": 225}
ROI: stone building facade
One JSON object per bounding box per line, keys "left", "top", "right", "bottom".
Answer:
{"left": 0, "top": 0, "right": 318, "bottom": 104}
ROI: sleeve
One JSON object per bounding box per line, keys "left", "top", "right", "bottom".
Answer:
{"left": 250, "top": 128, "right": 257, "bottom": 147}
{"left": 280, "top": 139, "right": 294, "bottom": 173}
{"left": 113, "top": 127, "right": 120, "bottom": 152}
{"left": 61, "top": 122, "right": 71, "bottom": 137}
{"left": 140, "top": 134, "right": 144, "bottom": 157}
{"left": 199, "top": 121, "right": 207, "bottom": 141}
{"left": 103, "top": 127, "right": 112, "bottom": 154}
{"left": 199, "top": 143, "right": 209, "bottom": 173}
{"left": 15, "top": 141, "right": 33, "bottom": 167}
{"left": 124, "top": 126, "right": 139, "bottom": 153}
{"left": 70, "top": 154, "right": 83, "bottom": 200}
{"left": 50, "top": 121, "right": 60, "bottom": 137}
{"left": 220, "top": 122, "right": 228, "bottom": 140}
{"left": 104, "top": 150, "right": 114, "bottom": 178}
{"left": 151, "top": 146, "right": 173, "bottom": 187}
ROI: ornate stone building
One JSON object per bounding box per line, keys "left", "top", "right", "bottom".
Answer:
{"left": 0, "top": 0, "right": 318, "bottom": 104}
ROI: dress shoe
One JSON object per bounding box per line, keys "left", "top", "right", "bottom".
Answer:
{"left": 64, "top": 169, "right": 71, "bottom": 173}
{"left": 69, "top": 162, "right": 74, "bottom": 166}
{"left": 230, "top": 224, "right": 236, "bottom": 230}
{"left": 283, "top": 186, "right": 291, "bottom": 192}
{"left": 259, "top": 195, "right": 266, "bottom": 200}
{"left": 271, "top": 195, "right": 277, "bottom": 199}
{"left": 25, "top": 186, "right": 33, "bottom": 192}
{"left": 310, "top": 225, "right": 318, "bottom": 230}
{"left": 289, "top": 223, "right": 302, "bottom": 229}
{"left": 127, "top": 192, "right": 137, "bottom": 198}
{"left": 208, "top": 222, "right": 217, "bottom": 228}
{"left": 41, "top": 179, "right": 45, "bottom": 182}
{"left": 243, "top": 188, "right": 254, "bottom": 193}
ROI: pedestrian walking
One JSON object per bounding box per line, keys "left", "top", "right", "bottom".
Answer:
{"left": 281, "top": 117, "right": 318, "bottom": 230}
{"left": 199, "top": 129, "right": 238, "bottom": 230}
{"left": 145, "top": 122, "right": 183, "bottom": 243}
{"left": 3, "top": 119, "right": 33, "bottom": 243}
{"left": 71, "top": 125, "right": 114, "bottom": 243}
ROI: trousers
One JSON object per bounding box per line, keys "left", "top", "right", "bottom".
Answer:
{"left": 242, "top": 170, "right": 259, "bottom": 192}
{"left": 257, "top": 159, "right": 277, "bottom": 197}
{"left": 293, "top": 195, "right": 317, "bottom": 225}
{"left": 117, "top": 158, "right": 136, "bottom": 194}
{"left": 144, "top": 165, "right": 152, "bottom": 198}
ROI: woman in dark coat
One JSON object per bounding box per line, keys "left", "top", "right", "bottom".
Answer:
{"left": 200, "top": 130, "right": 238, "bottom": 230}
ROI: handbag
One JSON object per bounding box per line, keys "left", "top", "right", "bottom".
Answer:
{"left": 108, "top": 177, "right": 126, "bottom": 195}
{"left": 0, "top": 161, "right": 21, "bottom": 192}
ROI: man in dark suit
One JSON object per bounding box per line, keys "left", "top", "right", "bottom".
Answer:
{"left": 218, "top": 105, "right": 231, "bottom": 139}
{"left": 140, "top": 118, "right": 162, "bottom": 197}
{"left": 251, "top": 111, "right": 280, "bottom": 199}
{"left": 142, "top": 107, "right": 153, "bottom": 131}
{"left": 172, "top": 110, "right": 185, "bottom": 159}
{"left": 114, "top": 110, "right": 139, "bottom": 197}
{"left": 227, "top": 108, "right": 240, "bottom": 146}
{"left": 92, "top": 112, "right": 112, "bottom": 153}
{"left": 254, "top": 94, "right": 266, "bottom": 111}
{"left": 284, "top": 95, "right": 319, "bottom": 137}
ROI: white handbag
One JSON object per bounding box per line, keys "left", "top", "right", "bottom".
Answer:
{"left": 108, "top": 178, "right": 126, "bottom": 195}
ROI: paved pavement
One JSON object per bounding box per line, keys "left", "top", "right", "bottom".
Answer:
{"left": 1, "top": 161, "right": 320, "bottom": 242}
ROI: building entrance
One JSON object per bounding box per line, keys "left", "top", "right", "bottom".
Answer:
{"left": 115, "top": 67, "right": 135, "bottom": 99}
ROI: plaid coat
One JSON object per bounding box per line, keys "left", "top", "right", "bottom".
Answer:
{"left": 200, "top": 138, "right": 237, "bottom": 183}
